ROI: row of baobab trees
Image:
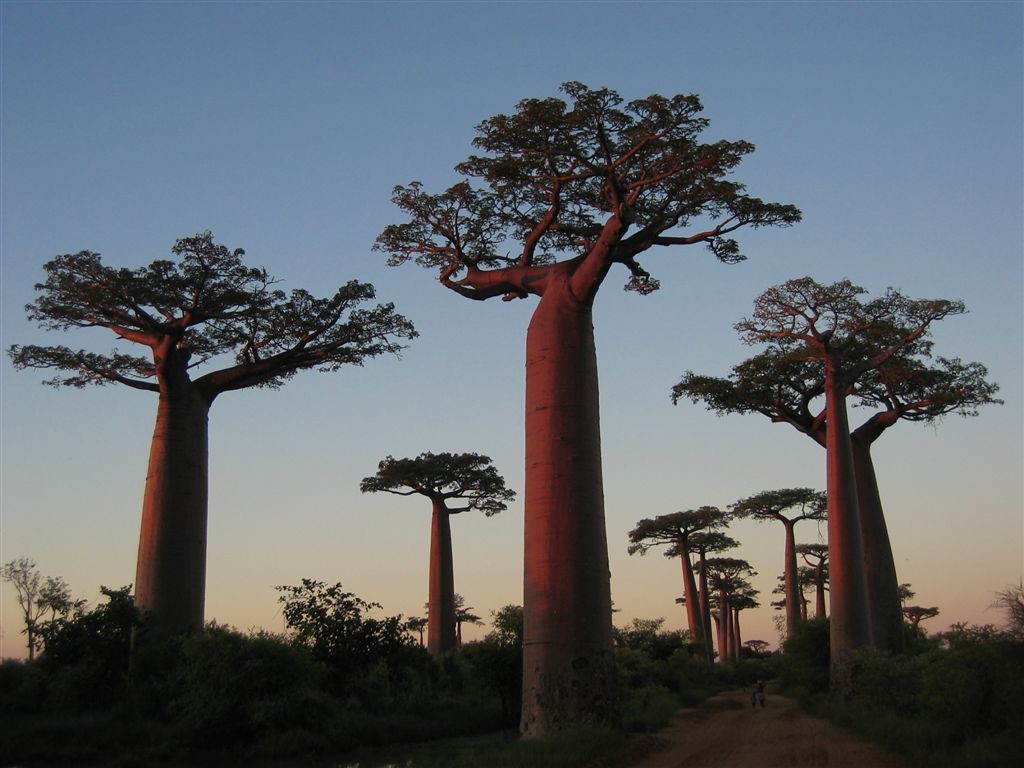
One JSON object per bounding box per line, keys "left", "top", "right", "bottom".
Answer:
{"left": 8, "top": 83, "right": 999, "bottom": 734}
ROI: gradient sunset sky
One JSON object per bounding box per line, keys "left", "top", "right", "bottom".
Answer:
{"left": 2, "top": 0, "right": 1021, "bottom": 659}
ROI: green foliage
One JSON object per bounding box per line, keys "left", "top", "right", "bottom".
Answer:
{"left": 275, "top": 579, "right": 418, "bottom": 691}
{"left": 32, "top": 585, "right": 136, "bottom": 712}
{"left": 167, "top": 625, "right": 335, "bottom": 748}
{"left": 376, "top": 82, "right": 800, "bottom": 300}
{"left": 361, "top": 452, "right": 515, "bottom": 516}
{"left": 775, "top": 617, "right": 831, "bottom": 693}
{"left": 776, "top": 617, "right": 1024, "bottom": 768}
{"left": 9, "top": 232, "right": 416, "bottom": 393}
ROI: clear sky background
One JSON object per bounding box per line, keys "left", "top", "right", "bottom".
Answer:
{"left": 1, "top": 0, "right": 1021, "bottom": 659}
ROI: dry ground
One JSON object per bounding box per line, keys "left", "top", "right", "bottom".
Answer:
{"left": 622, "top": 689, "right": 909, "bottom": 768}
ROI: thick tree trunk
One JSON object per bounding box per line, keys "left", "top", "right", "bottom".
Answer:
{"left": 134, "top": 387, "right": 211, "bottom": 635}
{"left": 698, "top": 551, "right": 714, "bottom": 663}
{"left": 732, "top": 607, "right": 742, "bottom": 658}
{"left": 815, "top": 567, "right": 827, "bottom": 619}
{"left": 724, "top": 599, "right": 735, "bottom": 659}
{"left": 520, "top": 276, "right": 616, "bottom": 737}
{"left": 678, "top": 539, "right": 704, "bottom": 649}
{"left": 782, "top": 520, "right": 801, "bottom": 638}
{"left": 851, "top": 437, "right": 905, "bottom": 654}
{"left": 823, "top": 362, "right": 871, "bottom": 693}
{"left": 427, "top": 499, "right": 457, "bottom": 655}
{"left": 713, "top": 611, "right": 725, "bottom": 663}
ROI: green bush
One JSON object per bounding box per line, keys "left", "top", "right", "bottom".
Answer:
{"left": 168, "top": 625, "right": 335, "bottom": 748}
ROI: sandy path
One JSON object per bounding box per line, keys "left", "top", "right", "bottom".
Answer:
{"left": 623, "top": 689, "right": 908, "bottom": 768}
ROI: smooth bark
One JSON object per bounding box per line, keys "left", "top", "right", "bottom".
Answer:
{"left": 782, "top": 520, "right": 801, "bottom": 638}
{"left": 697, "top": 551, "right": 715, "bottom": 662}
{"left": 823, "top": 360, "right": 871, "bottom": 693}
{"left": 427, "top": 498, "right": 457, "bottom": 655}
{"left": 520, "top": 271, "right": 616, "bottom": 737}
{"left": 677, "top": 537, "right": 704, "bottom": 650}
{"left": 134, "top": 380, "right": 211, "bottom": 634}
{"left": 851, "top": 436, "right": 904, "bottom": 653}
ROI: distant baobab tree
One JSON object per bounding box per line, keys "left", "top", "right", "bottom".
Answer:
{"left": 731, "top": 488, "right": 825, "bottom": 639}
{"left": 686, "top": 530, "right": 738, "bottom": 662}
{"left": 674, "top": 276, "right": 990, "bottom": 692}
{"left": 376, "top": 81, "right": 799, "bottom": 736}
{"left": 361, "top": 452, "right": 514, "bottom": 656}
{"left": 405, "top": 616, "right": 428, "bottom": 646}
{"left": 701, "top": 556, "right": 756, "bottom": 662}
{"left": 903, "top": 605, "right": 940, "bottom": 630}
{"left": 797, "top": 543, "right": 829, "bottom": 619}
{"left": 628, "top": 507, "right": 726, "bottom": 661}
{"left": 9, "top": 233, "right": 416, "bottom": 635}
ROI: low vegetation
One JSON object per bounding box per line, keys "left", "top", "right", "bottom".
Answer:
{"left": 0, "top": 581, "right": 741, "bottom": 766}
{"left": 774, "top": 592, "right": 1024, "bottom": 768}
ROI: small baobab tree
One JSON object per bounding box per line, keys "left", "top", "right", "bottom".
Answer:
{"left": 376, "top": 82, "right": 800, "bottom": 735}
{"left": 903, "top": 605, "right": 940, "bottom": 631}
{"left": 676, "top": 277, "right": 974, "bottom": 691}
{"left": 702, "top": 556, "right": 756, "bottom": 662}
{"left": 405, "top": 616, "right": 428, "bottom": 646}
{"left": 797, "top": 543, "right": 829, "bottom": 619}
{"left": 361, "top": 452, "right": 514, "bottom": 655}
{"left": 628, "top": 507, "right": 725, "bottom": 661}
{"left": 686, "top": 530, "right": 738, "bottom": 662}
{"left": 731, "top": 488, "right": 825, "bottom": 639}
{"left": 9, "top": 233, "right": 416, "bottom": 635}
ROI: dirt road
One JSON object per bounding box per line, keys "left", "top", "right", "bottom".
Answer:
{"left": 623, "top": 689, "right": 908, "bottom": 768}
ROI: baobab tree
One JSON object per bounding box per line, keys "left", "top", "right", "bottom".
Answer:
{"left": 797, "top": 543, "right": 829, "bottom": 619}
{"left": 361, "top": 452, "right": 514, "bottom": 655}
{"left": 375, "top": 82, "right": 800, "bottom": 734}
{"left": 731, "top": 488, "right": 825, "bottom": 638}
{"left": 903, "top": 605, "right": 940, "bottom": 631}
{"left": 701, "top": 556, "right": 756, "bottom": 662}
{"left": 675, "top": 277, "right": 974, "bottom": 691}
{"left": 9, "top": 233, "right": 416, "bottom": 635}
{"left": 729, "top": 584, "right": 760, "bottom": 659}
{"left": 405, "top": 616, "right": 428, "bottom": 646}
{"left": 685, "top": 530, "right": 738, "bottom": 662}
{"left": 628, "top": 507, "right": 726, "bottom": 661}
{"left": 675, "top": 303, "right": 997, "bottom": 656}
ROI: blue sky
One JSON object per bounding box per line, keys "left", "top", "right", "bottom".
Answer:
{"left": 2, "top": 0, "right": 1021, "bottom": 657}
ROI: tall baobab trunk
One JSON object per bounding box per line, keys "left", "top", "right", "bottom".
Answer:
{"left": 427, "top": 498, "right": 457, "bottom": 655}
{"left": 782, "top": 519, "right": 801, "bottom": 638}
{"left": 823, "top": 360, "right": 871, "bottom": 693}
{"left": 732, "top": 606, "right": 742, "bottom": 658}
{"left": 724, "top": 600, "right": 736, "bottom": 659}
{"left": 815, "top": 567, "right": 827, "bottom": 619}
{"left": 521, "top": 275, "right": 616, "bottom": 737}
{"left": 697, "top": 552, "right": 715, "bottom": 663}
{"left": 851, "top": 436, "right": 905, "bottom": 654}
{"left": 713, "top": 611, "right": 725, "bottom": 663}
{"left": 677, "top": 538, "right": 704, "bottom": 650}
{"left": 135, "top": 382, "right": 211, "bottom": 635}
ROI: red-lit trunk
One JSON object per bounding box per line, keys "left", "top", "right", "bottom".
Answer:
{"left": 782, "top": 519, "right": 800, "bottom": 638}
{"left": 698, "top": 551, "right": 714, "bottom": 663}
{"left": 678, "top": 538, "right": 704, "bottom": 647}
{"left": 731, "top": 606, "right": 742, "bottom": 658}
{"left": 823, "top": 360, "right": 871, "bottom": 693}
{"left": 851, "top": 436, "right": 905, "bottom": 654}
{"left": 815, "top": 565, "right": 827, "bottom": 619}
{"left": 520, "top": 273, "right": 616, "bottom": 737}
{"left": 134, "top": 380, "right": 211, "bottom": 635}
{"left": 427, "top": 498, "right": 457, "bottom": 655}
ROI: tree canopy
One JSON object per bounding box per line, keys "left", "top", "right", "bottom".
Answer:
{"left": 375, "top": 81, "right": 800, "bottom": 302}
{"left": 627, "top": 507, "right": 725, "bottom": 556}
{"left": 360, "top": 452, "right": 515, "bottom": 515}
{"left": 9, "top": 232, "right": 417, "bottom": 399}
